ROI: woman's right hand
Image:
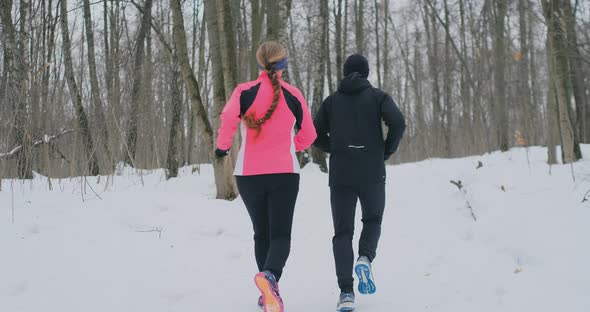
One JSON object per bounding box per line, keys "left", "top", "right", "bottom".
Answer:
{"left": 215, "top": 148, "right": 230, "bottom": 158}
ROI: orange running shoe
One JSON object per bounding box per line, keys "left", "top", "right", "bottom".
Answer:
{"left": 254, "top": 271, "right": 284, "bottom": 312}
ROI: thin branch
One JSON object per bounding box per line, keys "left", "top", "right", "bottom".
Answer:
{"left": 450, "top": 180, "right": 477, "bottom": 221}
{"left": 423, "top": 0, "right": 477, "bottom": 93}
{"left": 128, "top": 0, "right": 173, "bottom": 56}
{"left": 135, "top": 227, "right": 163, "bottom": 239}
{"left": 0, "top": 129, "right": 75, "bottom": 160}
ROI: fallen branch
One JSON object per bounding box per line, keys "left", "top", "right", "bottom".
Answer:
{"left": 450, "top": 180, "right": 477, "bottom": 221}
{"left": 583, "top": 189, "right": 590, "bottom": 203}
{"left": 0, "top": 129, "right": 75, "bottom": 160}
{"left": 135, "top": 227, "right": 163, "bottom": 239}
{"left": 450, "top": 180, "right": 463, "bottom": 190}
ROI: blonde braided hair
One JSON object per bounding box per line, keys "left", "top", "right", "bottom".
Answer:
{"left": 243, "top": 41, "right": 287, "bottom": 134}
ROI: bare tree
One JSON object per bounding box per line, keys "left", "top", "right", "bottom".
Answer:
{"left": 250, "top": 0, "right": 265, "bottom": 80}
{"left": 354, "top": 0, "right": 365, "bottom": 54}
{"left": 517, "top": 0, "right": 534, "bottom": 145}
{"left": 424, "top": 0, "right": 442, "bottom": 156}
{"left": 493, "top": 0, "right": 509, "bottom": 152}
{"left": 125, "top": 0, "right": 153, "bottom": 167}
{"left": 334, "top": 0, "right": 343, "bottom": 81}
{"left": 172, "top": 0, "right": 236, "bottom": 200}
{"left": 205, "top": 0, "right": 239, "bottom": 199}
{"left": 166, "top": 54, "right": 182, "bottom": 179}
{"left": 83, "top": 0, "right": 112, "bottom": 169}
{"left": 311, "top": 0, "right": 329, "bottom": 172}
{"left": 374, "top": 0, "right": 381, "bottom": 88}
{"left": 60, "top": 0, "right": 100, "bottom": 175}
{"left": 542, "top": 0, "right": 577, "bottom": 163}
{"left": 563, "top": 0, "right": 587, "bottom": 147}
{"left": 3, "top": 0, "right": 588, "bottom": 181}
{"left": 1, "top": 0, "right": 33, "bottom": 178}
{"left": 266, "top": 0, "right": 291, "bottom": 46}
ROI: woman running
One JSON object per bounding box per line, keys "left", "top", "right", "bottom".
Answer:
{"left": 215, "top": 41, "right": 317, "bottom": 312}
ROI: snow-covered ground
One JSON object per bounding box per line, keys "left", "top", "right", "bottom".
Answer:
{"left": 1, "top": 146, "right": 589, "bottom": 312}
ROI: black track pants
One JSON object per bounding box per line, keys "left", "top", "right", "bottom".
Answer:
{"left": 330, "top": 182, "right": 385, "bottom": 293}
{"left": 236, "top": 173, "right": 300, "bottom": 281}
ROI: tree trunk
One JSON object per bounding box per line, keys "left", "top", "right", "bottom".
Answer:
{"left": 493, "top": 0, "right": 509, "bottom": 152}
{"left": 266, "top": 0, "right": 291, "bottom": 80}
{"left": 180, "top": 0, "right": 237, "bottom": 200}
{"left": 125, "top": 0, "right": 153, "bottom": 166}
{"left": 335, "top": 0, "right": 343, "bottom": 81}
{"left": 374, "top": 0, "right": 381, "bottom": 88}
{"left": 517, "top": 0, "right": 533, "bottom": 147}
{"left": 413, "top": 28, "right": 426, "bottom": 157}
{"left": 1, "top": 0, "right": 33, "bottom": 178}
{"left": 216, "top": 0, "right": 238, "bottom": 100}
{"left": 215, "top": 0, "right": 240, "bottom": 189}
{"left": 205, "top": 0, "right": 226, "bottom": 127}
{"left": 326, "top": 11, "right": 334, "bottom": 95}
{"left": 288, "top": 14, "right": 304, "bottom": 90}
{"left": 443, "top": 0, "right": 452, "bottom": 157}
{"left": 83, "top": 0, "right": 112, "bottom": 170}
{"left": 382, "top": 0, "right": 390, "bottom": 92}
{"left": 459, "top": 0, "right": 472, "bottom": 154}
{"left": 354, "top": 0, "right": 365, "bottom": 54}
{"left": 547, "top": 76, "right": 558, "bottom": 164}
{"left": 542, "top": 0, "right": 577, "bottom": 164}
{"left": 528, "top": 0, "right": 541, "bottom": 145}
{"left": 250, "top": 0, "right": 264, "bottom": 80}
{"left": 144, "top": 11, "right": 155, "bottom": 168}
{"left": 311, "top": 0, "right": 329, "bottom": 172}
{"left": 266, "top": 0, "right": 290, "bottom": 46}
{"left": 103, "top": 0, "right": 113, "bottom": 114}
{"left": 166, "top": 55, "right": 182, "bottom": 179}
{"left": 60, "top": 0, "right": 100, "bottom": 176}
{"left": 40, "top": 0, "right": 58, "bottom": 173}
{"left": 189, "top": 9, "right": 208, "bottom": 165}
{"left": 110, "top": 0, "right": 122, "bottom": 125}
{"left": 563, "top": 0, "right": 587, "bottom": 147}
{"left": 424, "top": 1, "right": 442, "bottom": 156}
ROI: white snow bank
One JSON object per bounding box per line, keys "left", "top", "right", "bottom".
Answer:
{"left": 1, "top": 145, "right": 589, "bottom": 312}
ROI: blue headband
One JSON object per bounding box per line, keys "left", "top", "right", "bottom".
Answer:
{"left": 257, "top": 57, "right": 288, "bottom": 71}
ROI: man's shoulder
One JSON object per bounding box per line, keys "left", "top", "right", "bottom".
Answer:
{"left": 368, "top": 87, "right": 389, "bottom": 99}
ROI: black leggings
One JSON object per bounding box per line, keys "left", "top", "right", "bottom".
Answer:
{"left": 236, "top": 173, "right": 300, "bottom": 281}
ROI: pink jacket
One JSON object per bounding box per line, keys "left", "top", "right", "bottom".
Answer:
{"left": 217, "top": 72, "right": 317, "bottom": 176}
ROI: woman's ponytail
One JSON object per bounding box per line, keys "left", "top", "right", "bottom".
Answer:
{"left": 244, "top": 41, "right": 287, "bottom": 134}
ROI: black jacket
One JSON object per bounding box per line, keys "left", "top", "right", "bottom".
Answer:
{"left": 313, "top": 73, "right": 406, "bottom": 186}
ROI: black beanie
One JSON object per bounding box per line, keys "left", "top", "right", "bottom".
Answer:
{"left": 343, "top": 54, "right": 369, "bottom": 78}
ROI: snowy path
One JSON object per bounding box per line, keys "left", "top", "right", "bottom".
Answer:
{"left": 1, "top": 146, "right": 589, "bottom": 312}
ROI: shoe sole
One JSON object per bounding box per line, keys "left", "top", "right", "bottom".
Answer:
{"left": 355, "top": 263, "right": 376, "bottom": 295}
{"left": 254, "top": 272, "right": 284, "bottom": 312}
{"left": 337, "top": 303, "right": 355, "bottom": 312}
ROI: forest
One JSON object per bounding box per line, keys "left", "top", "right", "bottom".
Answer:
{"left": 1, "top": 0, "right": 589, "bottom": 199}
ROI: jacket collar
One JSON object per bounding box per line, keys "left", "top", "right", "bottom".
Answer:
{"left": 338, "top": 72, "right": 372, "bottom": 94}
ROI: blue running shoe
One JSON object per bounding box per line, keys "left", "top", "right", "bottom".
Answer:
{"left": 355, "top": 256, "right": 376, "bottom": 295}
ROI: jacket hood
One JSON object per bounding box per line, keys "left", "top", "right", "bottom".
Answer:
{"left": 338, "top": 72, "right": 372, "bottom": 94}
